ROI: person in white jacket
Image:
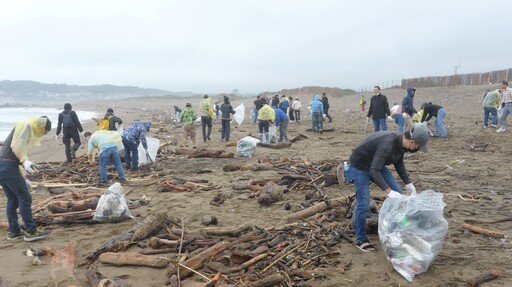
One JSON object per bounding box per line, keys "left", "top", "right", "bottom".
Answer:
{"left": 292, "top": 98, "right": 302, "bottom": 123}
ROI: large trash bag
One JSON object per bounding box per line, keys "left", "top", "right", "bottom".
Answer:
{"left": 138, "top": 137, "right": 160, "bottom": 166}
{"left": 93, "top": 183, "right": 133, "bottom": 223}
{"left": 236, "top": 136, "right": 260, "bottom": 158}
{"left": 234, "top": 103, "right": 245, "bottom": 126}
{"left": 378, "top": 190, "right": 448, "bottom": 282}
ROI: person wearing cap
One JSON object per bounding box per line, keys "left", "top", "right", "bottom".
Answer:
{"left": 0, "top": 116, "right": 52, "bottom": 242}
{"left": 122, "top": 121, "right": 152, "bottom": 172}
{"left": 420, "top": 102, "right": 447, "bottom": 138}
{"left": 55, "top": 103, "right": 84, "bottom": 163}
{"left": 344, "top": 123, "right": 430, "bottom": 252}
{"left": 180, "top": 103, "right": 198, "bottom": 148}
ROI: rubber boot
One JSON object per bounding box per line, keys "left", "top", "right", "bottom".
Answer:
{"left": 264, "top": 132, "right": 270, "bottom": 144}
{"left": 259, "top": 133, "right": 264, "bottom": 142}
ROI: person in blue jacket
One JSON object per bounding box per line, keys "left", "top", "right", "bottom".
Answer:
{"left": 402, "top": 87, "right": 417, "bottom": 131}
{"left": 121, "top": 121, "right": 151, "bottom": 172}
{"left": 310, "top": 94, "right": 324, "bottom": 133}
{"left": 273, "top": 106, "right": 289, "bottom": 142}
{"left": 279, "top": 95, "right": 289, "bottom": 114}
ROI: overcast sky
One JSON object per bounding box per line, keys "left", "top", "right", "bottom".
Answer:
{"left": 0, "top": 0, "right": 509, "bottom": 94}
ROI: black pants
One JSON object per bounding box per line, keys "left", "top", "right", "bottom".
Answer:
{"left": 288, "top": 109, "right": 295, "bottom": 121}
{"left": 294, "top": 110, "right": 301, "bottom": 121}
{"left": 221, "top": 119, "right": 231, "bottom": 141}
{"left": 324, "top": 108, "right": 332, "bottom": 122}
{"left": 63, "top": 128, "right": 81, "bottom": 162}
{"left": 201, "top": 116, "right": 212, "bottom": 141}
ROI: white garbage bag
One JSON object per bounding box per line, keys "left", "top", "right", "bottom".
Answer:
{"left": 93, "top": 183, "right": 133, "bottom": 223}
{"left": 236, "top": 136, "right": 260, "bottom": 157}
{"left": 234, "top": 103, "right": 245, "bottom": 126}
{"left": 138, "top": 137, "right": 160, "bottom": 166}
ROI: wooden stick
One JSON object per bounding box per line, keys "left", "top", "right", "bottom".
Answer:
{"left": 261, "top": 242, "right": 305, "bottom": 273}
{"left": 286, "top": 197, "right": 347, "bottom": 222}
{"left": 203, "top": 223, "right": 252, "bottom": 237}
{"left": 47, "top": 209, "right": 95, "bottom": 218}
{"left": 246, "top": 273, "right": 285, "bottom": 287}
{"left": 462, "top": 223, "right": 505, "bottom": 239}
{"left": 99, "top": 252, "right": 170, "bottom": 268}
{"left": 466, "top": 269, "right": 501, "bottom": 287}
{"left": 224, "top": 253, "right": 268, "bottom": 274}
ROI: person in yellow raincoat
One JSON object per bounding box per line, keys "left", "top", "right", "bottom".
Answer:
{"left": 83, "top": 130, "right": 125, "bottom": 185}
{"left": 199, "top": 95, "right": 214, "bottom": 142}
{"left": 0, "top": 116, "right": 52, "bottom": 242}
{"left": 257, "top": 104, "right": 276, "bottom": 144}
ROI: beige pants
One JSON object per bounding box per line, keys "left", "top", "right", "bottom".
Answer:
{"left": 183, "top": 124, "right": 196, "bottom": 146}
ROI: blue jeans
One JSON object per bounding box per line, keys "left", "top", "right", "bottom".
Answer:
{"left": 0, "top": 160, "right": 37, "bottom": 234}
{"left": 221, "top": 119, "right": 231, "bottom": 141}
{"left": 372, "top": 118, "right": 387, "bottom": 131}
{"left": 252, "top": 109, "right": 257, "bottom": 124}
{"left": 394, "top": 114, "right": 404, "bottom": 133}
{"left": 483, "top": 107, "right": 498, "bottom": 127}
{"left": 499, "top": 103, "right": 512, "bottom": 128}
{"left": 312, "top": 112, "right": 323, "bottom": 131}
{"left": 99, "top": 146, "right": 125, "bottom": 182}
{"left": 434, "top": 108, "right": 447, "bottom": 137}
{"left": 279, "top": 118, "right": 289, "bottom": 141}
{"left": 345, "top": 165, "right": 402, "bottom": 243}
{"left": 258, "top": 120, "right": 269, "bottom": 133}
{"left": 122, "top": 137, "right": 139, "bottom": 171}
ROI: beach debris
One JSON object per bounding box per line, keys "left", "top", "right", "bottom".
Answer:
{"left": 256, "top": 142, "right": 292, "bottom": 149}
{"left": 48, "top": 242, "right": 80, "bottom": 286}
{"left": 174, "top": 147, "right": 234, "bottom": 158}
{"left": 201, "top": 215, "right": 218, "bottom": 226}
{"left": 257, "top": 182, "right": 284, "bottom": 206}
{"left": 461, "top": 223, "right": 505, "bottom": 239}
{"left": 99, "top": 252, "right": 170, "bottom": 268}
{"left": 289, "top": 134, "right": 309, "bottom": 143}
{"left": 32, "top": 256, "right": 42, "bottom": 266}
{"left": 85, "top": 268, "right": 130, "bottom": 287}
{"left": 466, "top": 269, "right": 502, "bottom": 287}
{"left": 286, "top": 197, "right": 347, "bottom": 222}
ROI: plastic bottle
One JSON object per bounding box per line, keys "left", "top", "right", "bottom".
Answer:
{"left": 343, "top": 161, "right": 349, "bottom": 171}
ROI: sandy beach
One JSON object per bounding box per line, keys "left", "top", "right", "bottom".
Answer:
{"left": 1, "top": 84, "right": 511, "bottom": 287}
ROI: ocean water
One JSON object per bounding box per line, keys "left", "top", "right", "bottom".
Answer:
{"left": 0, "top": 107, "right": 98, "bottom": 141}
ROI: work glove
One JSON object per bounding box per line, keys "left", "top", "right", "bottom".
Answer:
{"left": 387, "top": 116, "right": 393, "bottom": 121}
{"left": 387, "top": 190, "right": 402, "bottom": 199}
{"left": 23, "top": 160, "right": 37, "bottom": 174}
{"left": 322, "top": 114, "right": 327, "bottom": 119}
{"left": 405, "top": 183, "right": 416, "bottom": 195}
{"left": 25, "top": 179, "right": 34, "bottom": 193}
{"left": 54, "top": 135, "right": 59, "bottom": 141}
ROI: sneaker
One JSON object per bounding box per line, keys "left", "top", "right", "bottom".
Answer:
{"left": 483, "top": 126, "right": 488, "bottom": 129}
{"left": 24, "top": 230, "right": 51, "bottom": 242}
{"left": 6, "top": 232, "right": 24, "bottom": 241}
{"left": 490, "top": 124, "right": 498, "bottom": 128}
{"left": 71, "top": 148, "right": 76, "bottom": 159}
{"left": 496, "top": 128, "right": 506, "bottom": 133}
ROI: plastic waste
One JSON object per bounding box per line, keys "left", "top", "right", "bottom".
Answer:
{"left": 236, "top": 136, "right": 260, "bottom": 157}
{"left": 233, "top": 103, "right": 245, "bottom": 126}
{"left": 93, "top": 183, "right": 133, "bottom": 223}
{"left": 138, "top": 137, "right": 160, "bottom": 166}
{"left": 379, "top": 190, "right": 448, "bottom": 282}
{"left": 269, "top": 126, "right": 277, "bottom": 143}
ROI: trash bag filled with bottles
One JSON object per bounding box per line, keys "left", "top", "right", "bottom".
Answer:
{"left": 378, "top": 190, "right": 448, "bottom": 282}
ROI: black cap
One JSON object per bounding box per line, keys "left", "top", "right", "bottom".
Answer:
{"left": 107, "top": 108, "right": 114, "bottom": 113}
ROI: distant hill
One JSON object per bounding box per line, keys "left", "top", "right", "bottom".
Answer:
{"left": 0, "top": 80, "right": 175, "bottom": 103}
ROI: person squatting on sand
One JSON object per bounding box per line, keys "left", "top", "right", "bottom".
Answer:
{"left": 180, "top": 103, "right": 198, "bottom": 148}
{"left": 199, "top": 95, "right": 214, "bottom": 142}
{"left": 345, "top": 123, "right": 430, "bottom": 251}
{"left": 482, "top": 89, "right": 502, "bottom": 128}
{"left": 122, "top": 121, "right": 151, "bottom": 172}
{"left": 0, "top": 116, "right": 52, "bottom": 242}
{"left": 220, "top": 96, "right": 236, "bottom": 142}
{"left": 257, "top": 104, "right": 276, "bottom": 144}
{"left": 83, "top": 130, "right": 126, "bottom": 185}
{"left": 420, "top": 102, "right": 448, "bottom": 138}
{"left": 367, "top": 86, "right": 391, "bottom": 132}
{"left": 55, "top": 103, "right": 84, "bottom": 163}
{"left": 310, "top": 94, "right": 324, "bottom": 133}
{"left": 272, "top": 105, "right": 289, "bottom": 142}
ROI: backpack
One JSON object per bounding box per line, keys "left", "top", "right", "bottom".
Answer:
{"left": 62, "top": 113, "right": 74, "bottom": 128}
{"left": 98, "top": 115, "right": 113, "bottom": 130}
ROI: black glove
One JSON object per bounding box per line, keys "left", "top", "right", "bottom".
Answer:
{"left": 502, "top": 103, "right": 506, "bottom": 108}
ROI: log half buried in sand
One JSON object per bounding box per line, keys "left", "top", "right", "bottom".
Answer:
{"left": 286, "top": 197, "right": 348, "bottom": 222}
{"left": 48, "top": 242, "right": 81, "bottom": 287}
{"left": 174, "top": 148, "right": 234, "bottom": 158}
{"left": 246, "top": 274, "right": 285, "bottom": 287}
{"left": 167, "top": 240, "right": 231, "bottom": 280}
{"left": 99, "top": 252, "right": 170, "bottom": 268}
{"left": 256, "top": 142, "right": 292, "bottom": 149}
{"left": 203, "top": 223, "right": 252, "bottom": 237}
{"left": 466, "top": 269, "right": 502, "bottom": 287}
{"left": 85, "top": 269, "right": 129, "bottom": 287}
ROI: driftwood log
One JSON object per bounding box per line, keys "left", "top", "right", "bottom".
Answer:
{"left": 174, "top": 148, "right": 234, "bottom": 158}
{"left": 48, "top": 242, "right": 80, "bottom": 287}
{"left": 286, "top": 197, "right": 348, "bottom": 222}
{"left": 246, "top": 274, "right": 285, "bottom": 287}
{"left": 167, "top": 240, "right": 231, "bottom": 280}
{"left": 85, "top": 269, "right": 129, "bottom": 287}
{"left": 257, "top": 142, "right": 292, "bottom": 149}
{"left": 99, "top": 252, "right": 170, "bottom": 268}
{"left": 461, "top": 223, "right": 505, "bottom": 239}
{"left": 466, "top": 269, "right": 502, "bottom": 287}
{"left": 203, "top": 223, "right": 252, "bottom": 237}
{"left": 289, "top": 134, "right": 309, "bottom": 143}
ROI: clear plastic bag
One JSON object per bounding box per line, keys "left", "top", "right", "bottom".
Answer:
{"left": 234, "top": 103, "right": 245, "bottom": 126}
{"left": 378, "top": 190, "right": 448, "bottom": 282}
{"left": 236, "top": 136, "right": 260, "bottom": 158}
{"left": 93, "top": 183, "right": 133, "bottom": 223}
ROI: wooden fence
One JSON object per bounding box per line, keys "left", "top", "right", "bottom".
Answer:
{"left": 401, "top": 68, "right": 512, "bottom": 88}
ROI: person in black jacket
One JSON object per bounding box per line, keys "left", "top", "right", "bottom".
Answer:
{"left": 420, "top": 102, "right": 447, "bottom": 138}
{"left": 220, "top": 96, "right": 236, "bottom": 142}
{"left": 321, "top": 93, "right": 332, "bottom": 123}
{"left": 367, "top": 86, "right": 391, "bottom": 132}
{"left": 55, "top": 103, "right": 84, "bottom": 163}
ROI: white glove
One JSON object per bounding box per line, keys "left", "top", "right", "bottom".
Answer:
{"left": 23, "top": 160, "right": 36, "bottom": 174}
{"left": 25, "top": 179, "right": 34, "bottom": 193}
{"left": 387, "top": 190, "right": 402, "bottom": 199}
{"left": 322, "top": 114, "right": 327, "bottom": 118}
{"left": 405, "top": 183, "right": 416, "bottom": 195}
{"left": 387, "top": 116, "right": 393, "bottom": 121}
{"left": 54, "top": 135, "right": 59, "bottom": 141}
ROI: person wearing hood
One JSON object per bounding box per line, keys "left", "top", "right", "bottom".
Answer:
{"left": 402, "top": 87, "right": 417, "bottom": 132}
{"left": 279, "top": 95, "right": 289, "bottom": 114}
{"left": 257, "top": 104, "right": 276, "bottom": 144}
{"left": 220, "top": 96, "right": 236, "bottom": 142}
{"left": 0, "top": 116, "right": 52, "bottom": 242}
{"left": 55, "top": 103, "right": 84, "bottom": 163}
{"left": 310, "top": 94, "right": 324, "bottom": 133}
{"left": 95, "top": 108, "right": 123, "bottom": 131}
{"left": 321, "top": 93, "right": 332, "bottom": 123}
{"left": 122, "top": 121, "right": 152, "bottom": 172}
{"left": 367, "top": 86, "right": 391, "bottom": 132}
{"left": 199, "top": 95, "right": 214, "bottom": 142}
{"left": 273, "top": 106, "right": 289, "bottom": 142}
{"left": 344, "top": 123, "right": 430, "bottom": 252}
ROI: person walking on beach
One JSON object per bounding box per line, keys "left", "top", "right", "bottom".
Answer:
{"left": 360, "top": 95, "right": 367, "bottom": 117}
{"left": 55, "top": 103, "right": 84, "bottom": 163}
{"left": 95, "top": 108, "right": 123, "bottom": 131}
{"left": 310, "top": 94, "right": 324, "bottom": 133}
{"left": 180, "top": 103, "right": 197, "bottom": 148}
{"left": 174, "top": 106, "right": 182, "bottom": 123}
{"left": 287, "top": 96, "right": 295, "bottom": 122}
{"left": 199, "top": 95, "right": 214, "bottom": 142}
{"left": 402, "top": 87, "right": 417, "bottom": 132}
{"left": 420, "top": 102, "right": 448, "bottom": 138}
{"left": 482, "top": 89, "right": 501, "bottom": 128}
{"left": 322, "top": 93, "right": 332, "bottom": 123}
{"left": 345, "top": 123, "right": 429, "bottom": 251}
{"left": 0, "top": 116, "right": 52, "bottom": 242}
{"left": 83, "top": 130, "right": 126, "bottom": 185}
{"left": 292, "top": 98, "right": 302, "bottom": 122}
{"left": 252, "top": 96, "right": 264, "bottom": 124}
{"left": 220, "top": 96, "right": 236, "bottom": 142}
{"left": 121, "top": 122, "right": 151, "bottom": 172}
{"left": 367, "top": 86, "right": 391, "bottom": 132}
{"left": 497, "top": 81, "right": 512, "bottom": 133}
